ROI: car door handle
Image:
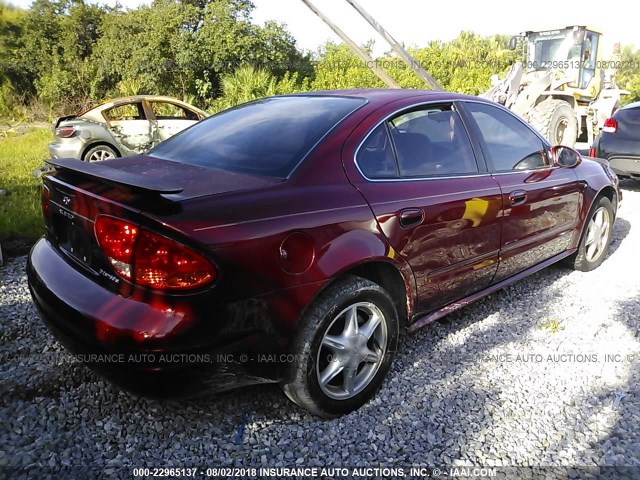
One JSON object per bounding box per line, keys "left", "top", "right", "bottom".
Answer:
{"left": 509, "top": 190, "right": 527, "bottom": 207}
{"left": 399, "top": 208, "right": 424, "bottom": 228}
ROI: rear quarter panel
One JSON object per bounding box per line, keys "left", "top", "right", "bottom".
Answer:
{"left": 60, "top": 118, "right": 124, "bottom": 158}
{"left": 143, "top": 182, "right": 414, "bottom": 330}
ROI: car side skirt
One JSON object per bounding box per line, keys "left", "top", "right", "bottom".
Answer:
{"left": 407, "top": 248, "right": 577, "bottom": 332}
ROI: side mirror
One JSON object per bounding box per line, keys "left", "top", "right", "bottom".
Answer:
{"left": 551, "top": 146, "right": 582, "bottom": 168}
{"left": 508, "top": 36, "right": 518, "bottom": 51}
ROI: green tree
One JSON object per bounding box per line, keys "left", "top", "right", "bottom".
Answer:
{"left": 309, "top": 33, "right": 518, "bottom": 95}
{"left": 445, "top": 32, "right": 517, "bottom": 94}
{"left": 218, "top": 66, "right": 277, "bottom": 107}
{"left": 617, "top": 45, "right": 640, "bottom": 105}
{"left": 383, "top": 32, "right": 518, "bottom": 94}
{"left": 310, "top": 42, "right": 383, "bottom": 91}
{"left": 0, "top": 2, "right": 27, "bottom": 84}
{"left": 91, "top": 0, "right": 309, "bottom": 105}
{"left": 0, "top": 2, "right": 28, "bottom": 118}
{"left": 18, "top": 0, "right": 106, "bottom": 110}
{"left": 385, "top": 41, "right": 449, "bottom": 89}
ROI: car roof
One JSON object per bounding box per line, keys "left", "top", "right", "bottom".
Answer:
{"left": 276, "top": 89, "right": 486, "bottom": 110}
{"left": 96, "top": 95, "right": 190, "bottom": 106}
{"left": 621, "top": 101, "right": 640, "bottom": 111}
{"left": 289, "top": 88, "right": 476, "bottom": 101}
{"left": 78, "top": 95, "right": 208, "bottom": 120}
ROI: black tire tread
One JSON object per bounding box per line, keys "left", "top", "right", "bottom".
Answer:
{"left": 528, "top": 99, "right": 577, "bottom": 145}
{"left": 281, "top": 275, "right": 398, "bottom": 417}
{"left": 566, "top": 196, "right": 614, "bottom": 272}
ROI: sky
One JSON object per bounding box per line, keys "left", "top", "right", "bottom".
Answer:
{"left": 7, "top": 0, "right": 638, "bottom": 57}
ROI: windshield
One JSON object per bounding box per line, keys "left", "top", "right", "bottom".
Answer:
{"left": 149, "top": 96, "right": 366, "bottom": 178}
{"left": 527, "top": 29, "right": 580, "bottom": 69}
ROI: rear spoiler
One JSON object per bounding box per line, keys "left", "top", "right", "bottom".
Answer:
{"left": 45, "top": 158, "right": 184, "bottom": 195}
{"left": 53, "top": 115, "right": 76, "bottom": 129}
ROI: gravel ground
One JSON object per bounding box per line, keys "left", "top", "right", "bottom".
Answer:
{"left": 1, "top": 182, "right": 640, "bottom": 479}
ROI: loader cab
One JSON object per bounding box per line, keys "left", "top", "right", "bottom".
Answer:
{"left": 512, "top": 26, "right": 602, "bottom": 91}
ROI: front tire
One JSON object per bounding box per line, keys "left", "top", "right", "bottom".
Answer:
{"left": 568, "top": 196, "right": 615, "bottom": 271}
{"left": 282, "top": 276, "right": 398, "bottom": 417}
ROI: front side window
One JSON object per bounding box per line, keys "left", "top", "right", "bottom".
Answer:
{"left": 356, "top": 104, "right": 478, "bottom": 179}
{"left": 464, "top": 102, "right": 548, "bottom": 172}
{"left": 150, "top": 102, "right": 199, "bottom": 120}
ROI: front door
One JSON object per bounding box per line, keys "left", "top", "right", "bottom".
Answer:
{"left": 460, "top": 101, "right": 582, "bottom": 282}
{"left": 148, "top": 101, "right": 200, "bottom": 142}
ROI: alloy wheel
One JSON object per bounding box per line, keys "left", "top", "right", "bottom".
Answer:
{"left": 88, "top": 148, "right": 116, "bottom": 162}
{"left": 316, "top": 302, "right": 388, "bottom": 400}
{"left": 585, "top": 207, "right": 611, "bottom": 262}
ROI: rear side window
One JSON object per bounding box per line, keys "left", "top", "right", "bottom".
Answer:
{"left": 104, "top": 103, "right": 145, "bottom": 121}
{"left": 390, "top": 107, "right": 478, "bottom": 177}
{"left": 464, "top": 102, "right": 547, "bottom": 172}
{"left": 357, "top": 124, "right": 398, "bottom": 179}
{"left": 356, "top": 104, "right": 478, "bottom": 179}
{"left": 149, "top": 96, "right": 366, "bottom": 178}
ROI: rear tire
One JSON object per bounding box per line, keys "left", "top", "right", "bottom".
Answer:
{"left": 84, "top": 144, "right": 118, "bottom": 162}
{"left": 529, "top": 99, "right": 578, "bottom": 146}
{"left": 281, "top": 276, "right": 398, "bottom": 417}
{"left": 567, "top": 196, "right": 614, "bottom": 271}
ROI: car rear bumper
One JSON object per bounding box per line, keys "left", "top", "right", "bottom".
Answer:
{"left": 26, "top": 238, "right": 297, "bottom": 398}
{"left": 608, "top": 156, "right": 640, "bottom": 178}
{"left": 49, "top": 141, "right": 83, "bottom": 160}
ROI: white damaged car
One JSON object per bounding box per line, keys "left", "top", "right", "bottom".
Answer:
{"left": 49, "top": 95, "right": 208, "bottom": 161}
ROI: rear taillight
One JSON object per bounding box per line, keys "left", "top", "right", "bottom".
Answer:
{"left": 589, "top": 147, "right": 596, "bottom": 157}
{"left": 133, "top": 230, "right": 217, "bottom": 290}
{"left": 603, "top": 117, "right": 618, "bottom": 133}
{"left": 56, "top": 126, "right": 76, "bottom": 138}
{"left": 95, "top": 216, "right": 138, "bottom": 279}
{"left": 41, "top": 185, "right": 50, "bottom": 217}
{"left": 94, "top": 215, "right": 216, "bottom": 290}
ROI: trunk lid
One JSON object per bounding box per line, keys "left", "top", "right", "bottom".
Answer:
{"left": 42, "top": 156, "right": 281, "bottom": 294}
{"left": 82, "top": 155, "right": 282, "bottom": 201}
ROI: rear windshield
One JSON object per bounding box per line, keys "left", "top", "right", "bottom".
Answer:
{"left": 617, "top": 107, "right": 640, "bottom": 125}
{"left": 149, "top": 96, "right": 366, "bottom": 178}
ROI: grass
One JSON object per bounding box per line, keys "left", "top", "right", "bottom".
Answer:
{"left": 540, "top": 318, "right": 564, "bottom": 334}
{"left": 0, "top": 127, "right": 50, "bottom": 246}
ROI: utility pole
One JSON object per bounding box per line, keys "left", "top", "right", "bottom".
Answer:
{"left": 298, "top": 0, "right": 401, "bottom": 89}
{"left": 344, "top": 0, "right": 443, "bottom": 90}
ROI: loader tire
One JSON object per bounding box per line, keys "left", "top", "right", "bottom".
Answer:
{"left": 528, "top": 99, "right": 577, "bottom": 146}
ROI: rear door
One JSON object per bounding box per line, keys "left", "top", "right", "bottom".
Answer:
{"left": 347, "top": 102, "right": 503, "bottom": 315}
{"left": 459, "top": 101, "right": 582, "bottom": 282}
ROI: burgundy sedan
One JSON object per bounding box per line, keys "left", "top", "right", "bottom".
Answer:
{"left": 28, "top": 89, "right": 620, "bottom": 417}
